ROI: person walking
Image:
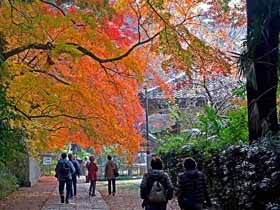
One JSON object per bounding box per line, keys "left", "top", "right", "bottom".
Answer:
{"left": 82, "top": 157, "right": 89, "bottom": 183}
{"left": 105, "top": 155, "right": 118, "bottom": 196}
{"left": 177, "top": 157, "right": 212, "bottom": 210}
{"left": 87, "top": 156, "right": 98, "bottom": 196}
{"left": 140, "top": 156, "right": 173, "bottom": 210}
{"left": 68, "top": 153, "right": 81, "bottom": 197}
{"left": 55, "top": 152, "right": 76, "bottom": 204}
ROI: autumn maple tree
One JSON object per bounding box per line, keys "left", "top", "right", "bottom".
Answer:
{"left": 0, "top": 0, "right": 245, "bottom": 154}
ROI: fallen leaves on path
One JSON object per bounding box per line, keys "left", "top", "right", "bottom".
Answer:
{"left": 97, "top": 179, "right": 180, "bottom": 210}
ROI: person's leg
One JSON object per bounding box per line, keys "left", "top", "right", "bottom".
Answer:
{"left": 91, "top": 180, "right": 96, "bottom": 196}
{"left": 66, "top": 179, "right": 72, "bottom": 203}
{"left": 112, "top": 179, "right": 116, "bottom": 195}
{"left": 108, "top": 179, "right": 112, "bottom": 195}
{"left": 69, "top": 179, "right": 73, "bottom": 199}
{"left": 89, "top": 180, "right": 93, "bottom": 196}
{"left": 58, "top": 180, "right": 65, "bottom": 203}
{"left": 72, "top": 176, "right": 77, "bottom": 196}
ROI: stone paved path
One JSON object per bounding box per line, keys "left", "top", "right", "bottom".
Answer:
{"left": 42, "top": 179, "right": 109, "bottom": 210}
{"left": 0, "top": 176, "right": 57, "bottom": 210}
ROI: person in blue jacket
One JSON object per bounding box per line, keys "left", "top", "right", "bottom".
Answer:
{"left": 68, "top": 153, "right": 81, "bottom": 197}
{"left": 55, "top": 152, "right": 76, "bottom": 204}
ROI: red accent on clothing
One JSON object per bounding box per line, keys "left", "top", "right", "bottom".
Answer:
{"left": 87, "top": 162, "right": 98, "bottom": 181}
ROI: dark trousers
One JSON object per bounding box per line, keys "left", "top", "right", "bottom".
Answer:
{"left": 58, "top": 179, "right": 71, "bottom": 203}
{"left": 108, "top": 179, "right": 116, "bottom": 194}
{"left": 72, "top": 175, "right": 77, "bottom": 196}
{"left": 89, "top": 180, "right": 96, "bottom": 195}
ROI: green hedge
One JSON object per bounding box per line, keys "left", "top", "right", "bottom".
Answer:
{"left": 0, "top": 163, "right": 18, "bottom": 199}
{"left": 160, "top": 136, "right": 280, "bottom": 210}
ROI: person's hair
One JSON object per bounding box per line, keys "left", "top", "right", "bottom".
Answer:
{"left": 68, "top": 153, "right": 73, "bottom": 160}
{"left": 183, "top": 157, "right": 197, "bottom": 170}
{"left": 84, "top": 157, "right": 88, "bottom": 160}
{"left": 61, "top": 153, "right": 67, "bottom": 159}
{"left": 151, "top": 156, "right": 163, "bottom": 170}
{"left": 107, "top": 155, "right": 112, "bottom": 160}
{"left": 89, "top": 156, "right": 95, "bottom": 162}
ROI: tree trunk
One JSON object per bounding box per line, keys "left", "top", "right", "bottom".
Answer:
{"left": 246, "top": 0, "right": 279, "bottom": 143}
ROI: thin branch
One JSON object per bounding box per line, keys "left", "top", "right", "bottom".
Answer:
{"left": 31, "top": 69, "right": 71, "bottom": 85}
{"left": 40, "top": 0, "right": 66, "bottom": 16}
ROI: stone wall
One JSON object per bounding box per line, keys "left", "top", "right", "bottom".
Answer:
{"left": 25, "top": 156, "right": 41, "bottom": 187}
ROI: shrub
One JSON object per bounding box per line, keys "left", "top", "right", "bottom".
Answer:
{"left": 0, "top": 163, "right": 18, "bottom": 199}
{"left": 160, "top": 136, "right": 280, "bottom": 210}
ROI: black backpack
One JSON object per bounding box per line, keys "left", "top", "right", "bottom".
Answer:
{"left": 61, "top": 162, "right": 70, "bottom": 177}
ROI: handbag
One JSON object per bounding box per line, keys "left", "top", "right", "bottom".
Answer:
{"left": 113, "top": 168, "right": 119, "bottom": 177}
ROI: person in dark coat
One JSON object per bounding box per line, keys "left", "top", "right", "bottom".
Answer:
{"left": 87, "top": 156, "right": 98, "bottom": 196}
{"left": 55, "top": 153, "right": 76, "bottom": 204}
{"left": 105, "top": 155, "right": 118, "bottom": 196}
{"left": 140, "top": 156, "right": 173, "bottom": 210}
{"left": 177, "top": 157, "right": 212, "bottom": 210}
{"left": 68, "top": 153, "right": 81, "bottom": 197}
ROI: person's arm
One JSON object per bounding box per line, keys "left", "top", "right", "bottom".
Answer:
{"left": 114, "top": 162, "right": 118, "bottom": 171}
{"left": 165, "top": 174, "right": 174, "bottom": 200}
{"left": 76, "top": 161, "right": 82, "bottom": 177}
{"left": 140, "top": 174, "right": 148, "bottom": 199}
{"left": 104, "top": 163, "right": 108, "bottom": 178}
{"left": 175, "top": 175, "right": 183, "bottom": 197}
{"left": 94, "top": 163, "right": 98, "bottom": 172}
{"left": 55, "top": 162, "right": 60, "bottom": 178}
{"left": 69, "top": 161, "right": 76, "bottom": 174}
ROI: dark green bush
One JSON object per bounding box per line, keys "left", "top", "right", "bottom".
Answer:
{"left": 0, "top": 84, "right": 28, "bottom": 189}
{"left": 0, "top": 162, "right": 18, "bottom": 199}
{"left": 160, "top": 136, "right": 280, "bottom": 210}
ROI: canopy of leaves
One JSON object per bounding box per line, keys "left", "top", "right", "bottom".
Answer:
{"left": 0, "top": 0, "right": 245, "bottom": 155}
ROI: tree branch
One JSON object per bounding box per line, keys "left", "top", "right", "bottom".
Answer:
{"left": 66, "top": 31, "right": 160, "bottom": 63}
{"left": 40, "top": 0, "right": 66, "bottom": 16}
{"left": 3, "top": 42, "right": 54, "bottom": 61}
{"left": 31, "top": 69, "right": 71, "bottom": 85}
{"left": 12, "top": 105, "right": 87, "bottom": 121}
{"left": 3, "top": 32, "right": 160, "bottom": 63}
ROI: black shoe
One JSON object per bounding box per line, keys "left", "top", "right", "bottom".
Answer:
{"left": 66, "top": 200, "right": 69, "bottom": 204}
{"left": 91, "top": 193, "right": 96, "bottom": 196}
{"left": 112, "top": 192, "right": 115, "bottom": 196}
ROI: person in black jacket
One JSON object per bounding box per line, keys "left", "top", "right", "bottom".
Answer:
{"left": 140, "top": 156, "right": 173, "bottom": 210}
{"left": 55, "top": 153, "right": 76, "bottom": 204}
{"left": 68, "top": 153, "right": 81, "bottom": 197}
{"left": 177, "top": 157, "right": 212, "bottom": 210}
